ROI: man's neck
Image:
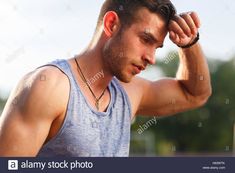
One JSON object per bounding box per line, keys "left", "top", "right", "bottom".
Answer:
{"left": 74, "top": 47, "right": 113, "bottom": 94}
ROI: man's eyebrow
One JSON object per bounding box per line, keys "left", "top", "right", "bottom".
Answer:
{"left": 142, "top": 31, "right": 164, "bottom": 48}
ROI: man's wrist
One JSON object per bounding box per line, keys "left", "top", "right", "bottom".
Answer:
{"left": 177, "top": 32, "right": 200, "bottom": 49}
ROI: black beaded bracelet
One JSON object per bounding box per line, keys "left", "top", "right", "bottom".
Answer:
{"left": 178, "top": 32, "right": 200, "bottom": 49}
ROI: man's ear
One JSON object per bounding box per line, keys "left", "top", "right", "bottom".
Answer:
{"left": 103, "top": 11, "right": 120, "bottom": 37}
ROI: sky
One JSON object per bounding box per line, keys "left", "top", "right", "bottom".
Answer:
{"left": 0, "top": 0, "right": 235, "bottom": 98}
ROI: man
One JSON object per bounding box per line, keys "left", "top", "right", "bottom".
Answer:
{"left": 0, "top": 0, "right": 211, "bottom": 157}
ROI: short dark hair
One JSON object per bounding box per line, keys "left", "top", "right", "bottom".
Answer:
{"left": 96, "top": 0, "right": 176, "bottom": 30}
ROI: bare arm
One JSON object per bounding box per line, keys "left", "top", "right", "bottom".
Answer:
{"left": 177, "top": 43, "right": 211, "bottom": 100}
{"left": 0, "top": 67, "right": 69, "bottom": 156}
{"left": 170, "top": 12, "right": 211, "bottom": 99}
{"left": 136, "top": 43, "right": 211, "bottom": 116}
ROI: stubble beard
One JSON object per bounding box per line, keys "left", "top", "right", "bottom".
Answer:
{"left": 102, "top": 33, "right": 133, "bottom": 83}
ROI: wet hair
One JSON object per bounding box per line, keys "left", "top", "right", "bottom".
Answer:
{"left": 96, "top": 0, "right": 176, "bottom": 30}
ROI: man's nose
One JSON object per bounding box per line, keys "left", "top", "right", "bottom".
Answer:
{"left": 142, "top": 51, "right": 156, "bottom": 65}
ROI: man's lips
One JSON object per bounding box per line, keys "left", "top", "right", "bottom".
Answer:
{"left": 132, "top": 64, "right": 146, "bottom": 74}
{"left": 134, "top": 64, "right": 146, "bottom": 71}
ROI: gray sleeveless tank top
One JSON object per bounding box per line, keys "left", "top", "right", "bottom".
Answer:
{"left": 37, "top": 59, "right": 132, "bottom": 157}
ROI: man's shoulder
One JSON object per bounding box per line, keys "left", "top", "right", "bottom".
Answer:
{"left": 33, "top": 65, "right": 68, "bottom": 83}
{"left": 22, "top": 65, "right": 69, "bottom": 95}
{"left": 15, "top": 65, "right": 70, "bottom": 116}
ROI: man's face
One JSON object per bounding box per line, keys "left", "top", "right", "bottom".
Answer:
{"left": 102, "top": 8, "right": 168, "bottom": 83}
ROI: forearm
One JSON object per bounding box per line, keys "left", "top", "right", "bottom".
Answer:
{"left": 176, "top": 43, "right": 212, "bottom": 98}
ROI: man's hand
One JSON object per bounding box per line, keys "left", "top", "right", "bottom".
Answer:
{"left": 169, "top": 12, "right": 201, "bottom": 47}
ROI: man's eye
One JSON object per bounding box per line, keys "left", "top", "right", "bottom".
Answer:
{"left": 141, "top": 37, "right": 151, "bottom": 44}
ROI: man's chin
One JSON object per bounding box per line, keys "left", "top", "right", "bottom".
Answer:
{"left": 120, "top": 78, "right": 132, "bottom": 83}
{"left": 115, "top": 74, "right": 134, "bottom": 83}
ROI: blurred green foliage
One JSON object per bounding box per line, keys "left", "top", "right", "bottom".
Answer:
{"left": 0, "top": 97, "right": 6, "bottom": 115}
{"left": 131, "top": 52, "right": 235, "bottom": 156}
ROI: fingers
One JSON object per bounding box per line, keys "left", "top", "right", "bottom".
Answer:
{"left": 169, "top": 31, "right": 180, "bottom": 44}
{"left": 169, "top": 11, "right": 200, "bottom": 37}
{"left": 168, "top": 11, "right": 201, "bottom": 46}
{"left": 173, "top": 15, "right": 191, "bottom": 37}
{"left": 190, "top": 12, "right": 201, "bottom": 28}
{"left": 180, "top": 12, "right": 200, "bottom": 35}
{"left": 169, "top": 20, "right": 187, "bottom": 38}
{"left": 169, "top": 31, "right": 176, "bottom": 40}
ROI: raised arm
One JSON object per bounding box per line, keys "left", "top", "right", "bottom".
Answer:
{"left": 127, "top": 12, "right": 212, "bottom": 117}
